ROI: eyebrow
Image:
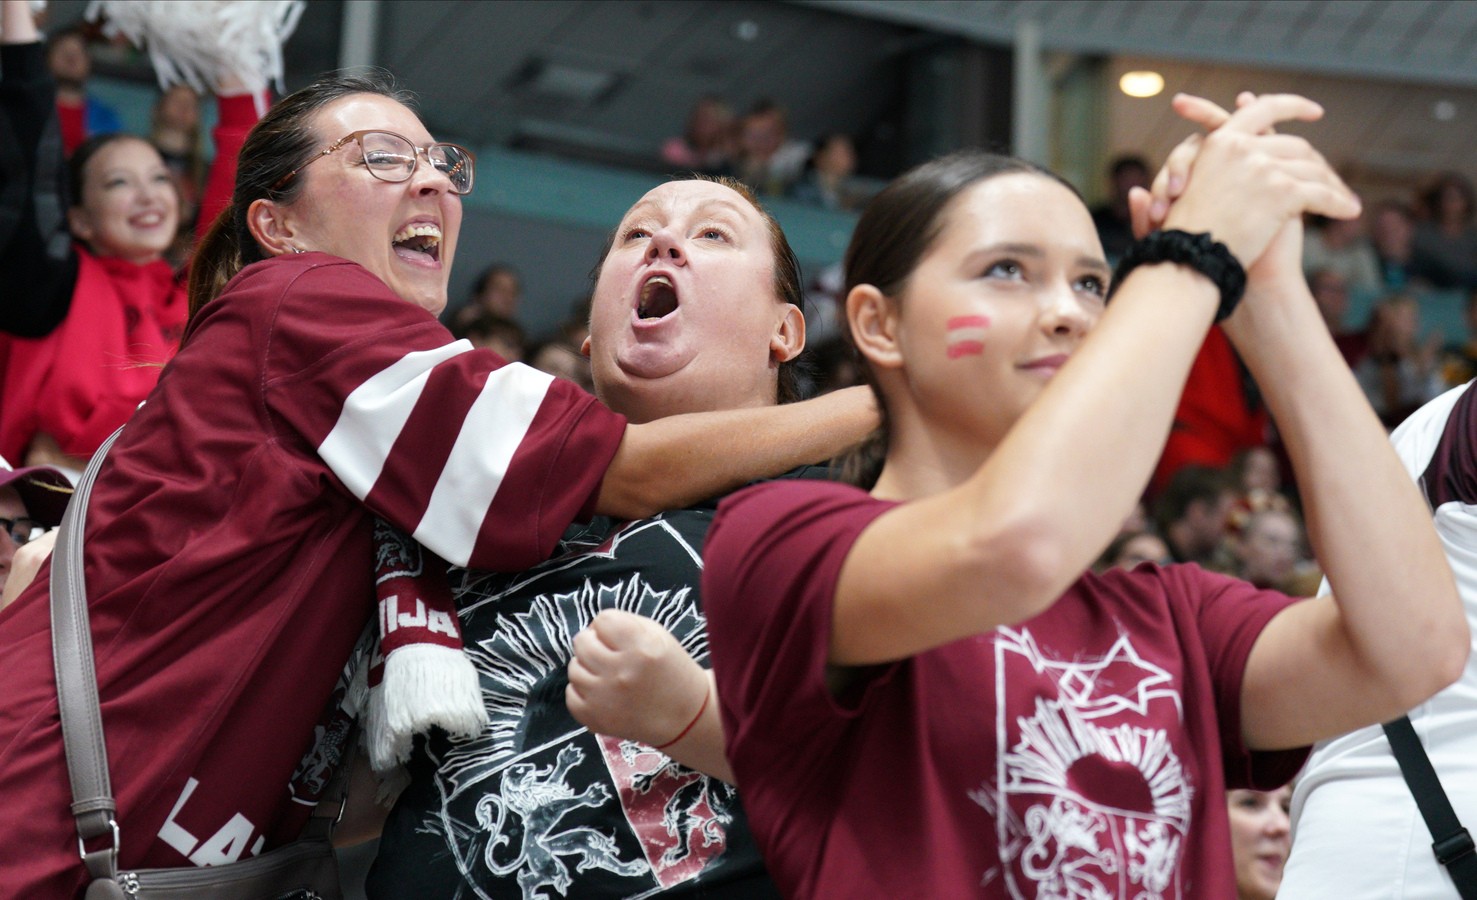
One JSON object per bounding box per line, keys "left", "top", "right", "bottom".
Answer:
{"left": 624, "top": 197, "right": 751, "bottom": 222}
{"left": 966, "top": 241, "right": 1111, "bottom": 276}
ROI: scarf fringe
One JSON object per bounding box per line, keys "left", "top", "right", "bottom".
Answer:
{"left": 367, "top": 643, "right": 488, "bottom": 772}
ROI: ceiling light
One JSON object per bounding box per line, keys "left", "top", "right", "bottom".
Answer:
{"left": 1119, "top": 71, "right": 1165, "bottom": 99}
{"left": 734, "top": 19, "right": 760, "bottom": 41}
{"left": 1434, "top": 100, "right": 1457, "bottom": 121}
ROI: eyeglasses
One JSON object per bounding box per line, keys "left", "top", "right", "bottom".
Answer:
{"left": 273, "top": 130, "right": 476, "bottom": 195}
{"left": 1, "top": 516, "right": 45, "bottom": 547}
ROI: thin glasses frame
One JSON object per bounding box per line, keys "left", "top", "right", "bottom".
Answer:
{"left": 273, "top": 129, "right": 476, "bottom": 195}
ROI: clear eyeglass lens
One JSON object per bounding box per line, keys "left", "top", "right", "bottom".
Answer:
{"left": 361, "top": 133, "right": 473, "bottom": 194}
{"left": 360, "top": 132, "right": 417, "bottom": 182}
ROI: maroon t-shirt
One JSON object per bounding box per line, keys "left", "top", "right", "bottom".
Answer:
{"left": 703, "top": 480, "right": 1307, "bottom": 899}
{"left": 0, "top": 254, "right": 626, "bottom": 896}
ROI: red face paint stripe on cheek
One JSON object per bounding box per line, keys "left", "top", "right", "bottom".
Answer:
{"left": 945, "top": 314, "right": 990, "bottom": 358}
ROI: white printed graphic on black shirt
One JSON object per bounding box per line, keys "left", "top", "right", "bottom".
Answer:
{"left": 409, "top": 515, "right": 745, "bottom": 898}
{"left": 974, "top": 626, "right": 1192, "bottom": 899}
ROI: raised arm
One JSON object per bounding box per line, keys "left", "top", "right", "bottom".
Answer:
{"left": 0, "top": 0, "right": 78, "bottom": 337}
{"left": 594, "top": 385, "right": 876, "bottom": 519}
{"left": 1230, "top": 225, "right": 1464, "bottom": 748}
{"left": 829, "top": 96, "right": 1360, "bottom": 665}
{"left": 1148, "top": 94, "right": 1467, "bottom": 747}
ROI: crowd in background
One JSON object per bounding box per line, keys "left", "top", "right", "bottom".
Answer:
{"left": 7, "top": 14, "right": 1477, "bottom": 900}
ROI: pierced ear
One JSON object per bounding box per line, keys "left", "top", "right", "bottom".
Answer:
{"left": 579, "top": 335, "right": 592, "bottom": 358}
{"left": 67, "top": 207, "right": 95, "bottom": 244}
{"left": 846, "top": 284, "right": 903, "bottom": 370}
{"left": 245, "top": 198, "right": 299, "bottom": 257}
{"left": 769, "top": 303, "right": 805, "bottom": 364}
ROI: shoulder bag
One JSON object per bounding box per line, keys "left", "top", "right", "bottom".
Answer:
{"left": 51, "top": 427, "right": 345, "bottom": 900}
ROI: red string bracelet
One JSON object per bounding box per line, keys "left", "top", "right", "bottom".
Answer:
{"left": 654, "top": 686, "right": 710, "bottom": 751}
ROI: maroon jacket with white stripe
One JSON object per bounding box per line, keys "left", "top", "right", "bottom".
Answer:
{"left": 0, "top": 253, "right": 626, "bottom": 896}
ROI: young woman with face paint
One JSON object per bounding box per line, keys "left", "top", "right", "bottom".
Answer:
{"left": 691, "top": 95, "right": 1465, "bottom": 898}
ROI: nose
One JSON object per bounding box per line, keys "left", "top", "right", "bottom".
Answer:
{"left": 646, "top": 228, "right": 686, "bottom": 266}
{"left": 1040, "top": 284, "right": 1094, "bottom": 337}
{"left": 1266, "top": 805, "right": 1291, "bottom": 837}
{"left": 409, "top": 150, "right": 454, "bottom": 196}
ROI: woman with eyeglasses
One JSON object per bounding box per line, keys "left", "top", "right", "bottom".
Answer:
{"left": 0, "top": 70, "right": 873, "bottom": 896}
{"left": 0, "top": 0, "right": 261, "bottom": 475}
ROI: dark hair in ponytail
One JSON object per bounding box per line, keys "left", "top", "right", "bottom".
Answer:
{"left": 184, "top": 71, "right": 415, "bottom": 340}
{"left": 836, "top": 151, "right": 1077, "bottom": 487}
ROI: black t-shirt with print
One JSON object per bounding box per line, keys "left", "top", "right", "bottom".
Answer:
{"left": 365, "top": 470, "right": 831, "bottom": 899}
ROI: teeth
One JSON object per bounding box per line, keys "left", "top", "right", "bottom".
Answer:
{"left": 393, "top": 223, "right": 441, "bottom": 246}
{"left": 640, "top": 275, "right": 672, "bottom": 303}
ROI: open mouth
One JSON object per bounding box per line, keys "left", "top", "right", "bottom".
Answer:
{"left": 392, "top": 222, "right": 442, "bottom": 263}
{"left": 638, "top": 274, "right": 679, "bottom": 319}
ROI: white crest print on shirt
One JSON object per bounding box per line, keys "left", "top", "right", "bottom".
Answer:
{"left": 407, "top": 515, "right": 741, "bottom": 898}
{"left": 975, "top": 626, "right": 1192, "bottom": 899}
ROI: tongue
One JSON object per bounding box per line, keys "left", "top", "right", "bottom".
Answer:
{"left": 393, "top": 242, "right": 435, "bottom": 264}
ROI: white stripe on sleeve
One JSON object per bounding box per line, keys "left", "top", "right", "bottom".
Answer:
{"left": 318, "top": 341, "right": 475, "bottom": 500}
{"left": 412, "top": 362, "right": 555, "bottom": 566}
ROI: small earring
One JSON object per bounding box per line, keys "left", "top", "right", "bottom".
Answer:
{"left": 289, "top": 245, "right": 305, "bottom": 255}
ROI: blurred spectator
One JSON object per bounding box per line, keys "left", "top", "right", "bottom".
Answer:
{"left": 660, "top": 94, "right": 735, "bottom": 175}
{"left": 149, "top": 84, "right": 206, "bottom": 266}
{"left": 1308, "top": 269, "right": 1368, "bottom": 368}
{"left": 0, "top": 454, "right": 69, "bottom": 605}
{"left": 1370, "top": 200, "right": 1419, "bottom": 292}
{"left": 1412, "top": 171, "right": 1477, "bottom": 289}
{"left": 1153, "top": 465, "right": 1238, "bottom": 566}
{"left": 450, "top": 262, "right": 522, "bottom": 331}
{"left": 1090, "top": 154, "right": 1149, "bottom": 263}
{"left": 790, "top": 133, "right": 863, "bottom": 212}
{"left": 1228, "top": 507, "right": 1309, "bottom": 594}
{"left": 1227, "top": 787, "right": 1292, "bottom": 900}
{"left": 1095, "top": 529, "right": 1171, "bottom": 572}
{"left": 1151, "top": 326, "right": 1268, "bottom": 497}
{"left": 1355, "top": 292, "right": 1444, "bottom": 428}
{"left": 1302, "top": 213, "right": 1380, "bottom": 296}
{"left": 461, "top": 312, "right": 525, "bottom": 363}
{"left": 1230, "top": 445, "right": 1282, "bottom": 499}
{"left": 737, "top": 99, "right": 809, "bottom": 197}
{"left": 528, "top": 338, "right": 593, "bottom": 393}
{"left": 46, "top": 25, "right": 122, "bottom": 157}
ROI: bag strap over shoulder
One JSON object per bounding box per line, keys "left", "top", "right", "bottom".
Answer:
{"left": 1384, "top": 715, "right": 1477, "bottom": 896}
{"left": 50, "top": 426, "right": 126, "bottom": 884}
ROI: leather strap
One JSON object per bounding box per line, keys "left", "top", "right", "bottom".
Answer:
{"left": 1384, "top": 715, "right": 1477, "bottom": 896}
{"left": 50, "top": 427, "right": 125, "bottom": 883}
{"left": 50, "top": 425, "right": 352, "bottom": 890}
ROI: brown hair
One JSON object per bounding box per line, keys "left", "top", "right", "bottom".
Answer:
{"left": 184, "top": 71, "right": 415, "bottom": 339}
{"left": 838, "top": 151, "right": 1078, "bottom": 487}
{"left": 587, "top": 174, "right": 806, "bottom": 403}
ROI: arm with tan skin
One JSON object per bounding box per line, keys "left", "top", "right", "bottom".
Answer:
{"left": 1, "top": 0, "right": 38, "bottom": 42}
{"left": 567, "top": 610, "right": 732, "bottom": 781}
{"left": 828, "top": 96, "right": 1361, "bottom": 666}
{"left": 1145, "top": 95, "right": 1466, "bottom": 749}
{"left": 594, "top": 384, "right": 875, "bottom": 520}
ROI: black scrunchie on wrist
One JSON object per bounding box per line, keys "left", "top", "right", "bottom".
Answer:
{"left": 1108, "top": 229, "right": 1247, "bottom": 323}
